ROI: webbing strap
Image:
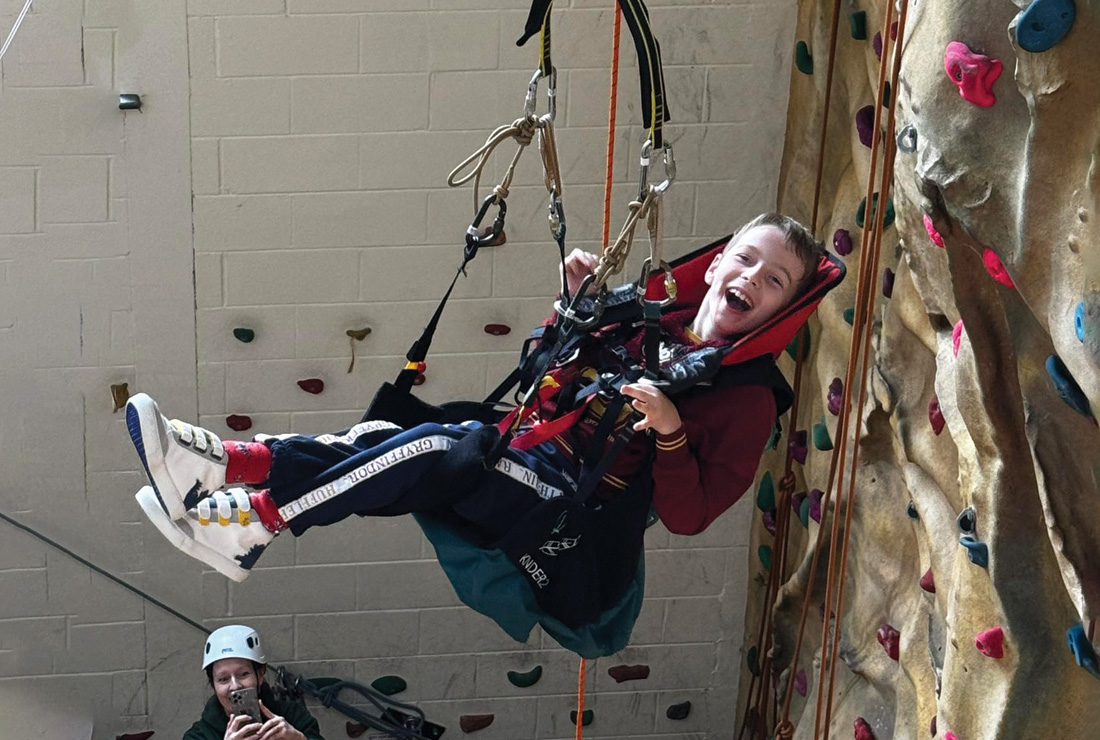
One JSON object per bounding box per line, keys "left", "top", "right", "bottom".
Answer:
{"left": 517, "top": 0, "right": 555, "bottom": 76}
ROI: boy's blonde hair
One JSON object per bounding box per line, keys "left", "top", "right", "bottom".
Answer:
{"left": 725, "top": 213, "right": 821, "bottom": 297}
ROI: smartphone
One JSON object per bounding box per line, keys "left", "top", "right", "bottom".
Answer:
{"left": 229, "top": 686, "right": 263, "bottom": 724}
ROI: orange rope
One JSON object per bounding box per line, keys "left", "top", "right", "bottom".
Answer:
{"left": 601, "top": 4, "right": 623, "bottom": 250}
{"left": 575, "top": 657, "right": 588, "bottom": 740}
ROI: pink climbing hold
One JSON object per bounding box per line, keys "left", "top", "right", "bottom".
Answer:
{"left": 945, "top": 733, "right": 958, "bottom": 740}
{"left": 982, "top": 248, "right": 1015, "bottom": 288}
{"left": 952, "top": 319, "right": 964, "bottom": 357}
{"left": 943, "top": 41, "right": 1002, "bottom": 108}
{"left": 855, "top": 717, "right": 876, "bottom": 740}
{"left": 928, "top": 396, "right": 945, "bottom": 435}
{"left": 923, "top": 214, "right": 945, "bottom": 248}
{"left": 920, "top": 568, "right": 936, "bottom": 593}
{"left": 975, "top": 625, "right": 1005, "bottom": 659}
{"left": 877, "top": 623, "right": 900, "bottom": 661}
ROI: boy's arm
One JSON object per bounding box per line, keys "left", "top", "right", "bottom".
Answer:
{"left": 651, "top": 385, "right": 776, "bottom": 535}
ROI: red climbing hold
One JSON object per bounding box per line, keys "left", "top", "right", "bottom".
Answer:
{"left": 952, "top": 320, "right": 964, "bottom": 357}
{"left": 928, "top": 396, "right": 945, "bottom": 435}
{"left": 459, "top": 714, "right": 495, "bottom": 733}
{"left": 920, "top": 568, "right": 936, "bottom": 593}
{"left": 923, "top": 214, "right": 945, "bottom": 248}
{"left": 982, "top": 249, "right": 1015, "bottom": 288}
{"left": 483, "top": 323, "right": 512, "bottom": 336}
{"left": 943, "top": 42, "right": 1002, "bottom": 108}
{"left": 346, "top": 722, "right": 367, "bottom": 738}
{"left": 608, "top": 664, "right": 651, "bottom": 683}
{"left": 975, "top": 626, "right": 1005, "bottom": 659}
{"left": 226, "top": 414, "right": 253, "bottom": 432}
{"left": 297, "top": 378, "right": 324, "bottom": 394}
{"left": 413, "top": 372, "right": 427, "bottom": 386}
{"left": 877, "top": 624, "right": 900, "bottom": 661}
{"left": 855, "top": 717, "right": 877, "bottom": 740}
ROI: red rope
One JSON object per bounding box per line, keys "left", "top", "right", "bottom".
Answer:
{"left": 574, "top": 657, "right": 588, "bottom": 739}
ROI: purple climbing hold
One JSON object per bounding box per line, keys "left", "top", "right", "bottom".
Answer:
{"left": 882, "top": 267, "right": 895, "bottom": 298}
{"left": 809, "top": 488, "right": 824, "bottom": 523}
{"left": 1017, "top": 0, "right": 1076, "bottom": 54}
{"left": 833, "top": 228, "right": 853, "bottom": 256}
{"left": 791, "top": 491, "right": 807, "bottom": 514}
{"left": 856, "top": 105, "right": 876, "bottom": 148}
{"left": 855, "top": 717, "right": 877, "bottom": 740}
{"left": 789, "top": 429, "right": 809, "bottom": 465}
{"left": 794, "top": 668, "right": 807, "bottom": 696}
{"left": 944, "top": 41, "right": 1002, "bottom": 108}
{"left": 873, "top": 32, "right": 883, "bottom": 59}
{"left": 763, "top": 508, "right": 777, "bottom": 536}
{"left": 828, "top": 377, "right": 844, "bottom": 416}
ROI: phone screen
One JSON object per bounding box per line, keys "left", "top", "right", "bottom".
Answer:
{"left": 229, "top": 687, "right": 263, "bottom": 724}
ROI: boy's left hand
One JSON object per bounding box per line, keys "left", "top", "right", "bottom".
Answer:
{"left": 621, "top": 381, "right": 682, "bottom": 436}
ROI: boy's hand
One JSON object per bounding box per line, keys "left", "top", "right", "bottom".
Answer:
{"left": 562, "top": 249, "right": 601, "bottom": 298}
{"left": 621, "top": 381, "right": 682, "bottom": 436}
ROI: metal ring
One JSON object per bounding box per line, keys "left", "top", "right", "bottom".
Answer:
{"left": 897, "top": 123, "right": 918, "bottom": 153}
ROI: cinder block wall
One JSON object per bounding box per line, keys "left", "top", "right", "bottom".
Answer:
{"left": 0, "top": 1, "right": 796, "bottom": 737}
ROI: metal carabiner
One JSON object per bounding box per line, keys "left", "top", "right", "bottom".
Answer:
{"left": 523, "top": 66, "right": 558, "bottom": 123}
{"left": 636, "top": 258, "right": 677, "bottom": 308}
{"left": 465, "top": 193, "right": 507, "bottom": 260}
{"left": 637, "top": 139, "right": 676, "bottom": 198}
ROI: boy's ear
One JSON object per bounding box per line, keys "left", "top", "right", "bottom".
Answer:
{"left": 703, "top": 252, "right": 724, "bottom": 285}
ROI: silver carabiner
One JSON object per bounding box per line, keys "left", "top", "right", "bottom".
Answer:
{"left": 638, "top": 139, "right": 676, "bottom": 198}
{"left": 636, "top": 258, "right": 677, "bottom": 308}
{"left": 523, "top": 67, "right": 557, "bottom": 123}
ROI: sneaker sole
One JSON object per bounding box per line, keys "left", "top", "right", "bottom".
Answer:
{"left": 126, "top": 394, "right": 187, "bottom": 521}
{"left": 136, "top": 486, "right": 250, "bottom": 583}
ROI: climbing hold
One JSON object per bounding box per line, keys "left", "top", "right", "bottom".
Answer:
{"left": 877, "top": 624, "right": 900, "bottom": 661}
{"left": 906, "top": 501, "right": 919, "bottom": 520}
{"left": 843, "top": 307, "right": 855, "bottom": 326}
{"left": 828, "top": 377, "right": 843, "bottom": 416}
{"left": 570, "top": 710, "right": 594, "bottom": 727}
{"left": 789, "top": 429, "right": 808, "bottom": 465}
{"left": 857, "top": 194, "right": 895, "bottom": 229}
{"left": 795, "top": 41, "right": 814, "bottom": 74}
{"left": 931, "top": 716, "right": 937, "bottom": 736}
{"left": 747, "top": 645, "right": 761, "bottom": 676}
{"left": 813, "top": 417, "right": 833, "bottom": 451}
{"left": 762, "top": 509, "right": 777, "bottom": 536}
{"left": 347, "top": 722, "right": 367, "bottom": 738}
{"left": 110, "top": 382, "right": 130, "bottom": 413}
{"left": 608, "top": 664, "right": 650, "bottom": 683}
{"left": 666, "top": 701, "right": 692, "bottom": 720}
{"left": 890, "top": 20, "right": 898, "bottom": 40}
{"left": 975, "top": 626, "right": 1005, "bottom": 659}
{"left": 794, "top": 668, "right": 807, "bottom": 696}
{"left": 952, "top": 320, "right": 964, "bottom": 357}
{"left": 233, "top": 327, "right": 255, "bottom": 343}
{"left": 855, "top": 105, "right": 876, "bottom": 148}
{"left": 833, "top": 228, "right": 853, "bottom": 256}
{"left": 506, "top": 665, "right": 543, "bottom": 688}
{"left": 460, "top": 714, "right": 494, "bottom": 733}
{"left": 928, "top": 396, "right": 945, "bottom": 435}
{"left": 944, "top": 41, "right": 1002, "bottom": 108}
{"left": 882, "top": 267, "right": 895, "bottom": 298}
{"left": 944, "top": 733, "right": 958, "bottom": 740}
{"left": 297, "top": 378, "right": 324, "bottom": 394}
{"left": 117, "top": 733, "right": 155, "bottom": 740}
{"left": 758, "top": 472, "right": 776, "bottom": 511}
{"left": 1075, "top": 302, "right": 1085, "bottom": 342}
{"left": 786, "top": 327, "right": 812, "bottom": 360}
{"left": 483, "top": 323, "right": 511, "bottom": 336}
{"left": 850, "top": 11, "right": 867, "bottom": 39}
{"left": 873, "top": 32, "right": 883, "bottom": 59}
{"left": 897, "top": 123, "right": 917, "bottom": 153}
{"left": 957, "top": 507, "right": 976, "bottom": 534}
{"left": 923, "top": 214, "right": 945, "bottom": 248}
{"left": 1046, "top": 354, "right": 1096, "bottom": 421}
{"left": 791, "top": 491, "right": 807, "bottom": 515}
{"left": 809, "top": 489, "right": 824, "bottom": 523}
{"left": 646, "top": 508, "right": 660, "bottom": 529}
{"left": 759, "top": 545, "right": 773, "bottom": 570}
{"left": 226, "top": 414, "right": 253, "bottom": 433}
{"left": 799, "top": 496, "right": 812, "bottom": 527}
{"left": 765, "top": 423, "right": 781, "bottom": 451}
{"left": 982, "top": 249, "right": 1015, "bottom": 288}
{"left": 959, "top": 535, "right": 989, "bottom": 568}
{"left": 346, "top": 327, "right": 371, "bottom": 373}
{"left": 920, "top": 568, "right": 936, "bottom": 593}
{"left": 370, "top": 675, "right": 407, "bottom": 696}
{"left": 855, "top": 717, "right": 877, "bottom": 740}
{"left": 413, "top": 372, "right": 427, "bottom": 386}
{"left": 1066, "top": 623, "right": 1100, "bottom": 678}
{"left": 1017, "top": 0, "right": 1076, "bottom": 53}
{"left": 882, "top": 80, "right": 891, "bottom": 108}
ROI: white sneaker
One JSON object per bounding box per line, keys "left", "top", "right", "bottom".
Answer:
{"left": 136, "top": 486, "right": 274, "bottom": 582}
{"left": 126, "top": 393, "right": 228, "bottom": 520}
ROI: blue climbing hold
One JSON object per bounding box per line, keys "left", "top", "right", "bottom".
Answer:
{"left": 1075, "top": 302, "right": 1085, "bottom": 342}
{"left": 796, "top": 41, "right": 814, "bottom": 74}
{"left": 1046, "top": 354, "right": 1096, "bottom": 422}
{"left": 1017, "top": 0, "right": 1076, "bottom": 54}
{"left": 959, "top": 535, "right": 989, "bottom": 568}
{"left": 1066, "top": 624, "right": 1100, "bottom": 679}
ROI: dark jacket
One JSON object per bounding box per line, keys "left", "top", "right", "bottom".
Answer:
{"left": 182, "top": 683, "right": 324, "bottom": 740}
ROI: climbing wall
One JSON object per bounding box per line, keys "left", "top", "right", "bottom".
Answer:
{"left": 739, "top": 0, "right": 1100, "bottom": 737}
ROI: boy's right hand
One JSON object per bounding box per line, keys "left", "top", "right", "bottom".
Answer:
{"left": 562, "top": 249, "right": 601, "bottom": 298}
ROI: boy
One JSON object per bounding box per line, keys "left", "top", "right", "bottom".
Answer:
{"left": 126, "top": 213, "right": 822, "bottom": 612}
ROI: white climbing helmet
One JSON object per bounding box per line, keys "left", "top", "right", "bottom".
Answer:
{"left": 202, "top": 625, "right": 267, "bottom": 670}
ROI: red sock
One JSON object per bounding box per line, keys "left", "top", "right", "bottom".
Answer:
{"left": 225, "top": 441, "right": 272, "bottom": 485}
{"left": 249, "top": 490, "right": 288, "bottom": 533}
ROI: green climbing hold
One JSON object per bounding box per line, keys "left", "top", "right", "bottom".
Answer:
{"left": 850, "top": 11, "right": 867, "bottom": 39}
{"left": 759, "top": 545, "right": 773, "bottom": 570}
{"left": 765, "top": 423, "right": 781, "bottom": 451}
{"left": 645, "top": 507, "right": 660, "bottom": 529}
{"left": 796, "top": 41, "right": 814, "bottom": 74}
{"left": 233, "top": 327, "right": 255, "bottom": 343}
{"left": 506, "top": 665, "right": 543, "bottom": 688}
{"left": 843, "top": 307, "right": 855, "bottom": 325}
{"left": 799, "top": 497, "right": 812, "bottom": 527}
{"left": 786, "top": 327, "right": 811, "bottom": 360}
{"left": 747, "top": 645, "right": 760, "bottom": 676}
{"left": 882, "top": 80, "right": 892, "bottom": 107}
{"left": 856, "top": 193, "right": 895, "bottom": 229}
{"left": 813, "top": 417, "right": 833, "bottom": 451}
{"left": 370, "top": 675, "right": 407, "bottom": 696}
{"left": 570, "top": 710, "right": 594, "bottom": 727}
{"left": 757, "top": 472, "right": 775, "bottom": 511}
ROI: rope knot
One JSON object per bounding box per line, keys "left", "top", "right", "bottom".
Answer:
{"left": 779, "top": 473, "right": 797, "bottom": 496}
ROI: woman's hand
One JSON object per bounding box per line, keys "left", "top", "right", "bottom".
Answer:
{"left": 224, "top": 714, "right": 263, "bottom": 740}
{"left": 621, "top": 381, "right": 682, "bottom": 436}
{"left": 254, "top": 701, "right": 305, "bottom": 740}
{"left": 562, "top": 249, "right": 601, "bottom": 298}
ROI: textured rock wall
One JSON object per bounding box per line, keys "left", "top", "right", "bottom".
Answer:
{"left": 741, "top": 0, "right": 1100, "bottom": 737}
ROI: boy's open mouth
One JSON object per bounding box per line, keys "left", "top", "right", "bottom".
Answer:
{"left": 725, "top": 286, "right": 752, "bottom": 312}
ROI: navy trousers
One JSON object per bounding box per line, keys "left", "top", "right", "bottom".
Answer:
{"left": 265, "top": 420, "right": 579, "bottom": 539}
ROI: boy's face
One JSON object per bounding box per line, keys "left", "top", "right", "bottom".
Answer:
{"left": 694, "top": 225, "right": 807, "bottom": 341}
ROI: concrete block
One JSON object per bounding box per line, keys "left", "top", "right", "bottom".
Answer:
{"left": 191, "top": 77, "right": 291, "bottom": 137}
{"left": 356, "top": 560, "right": 462, "bottom": 610}
{"left": 0, "top": 167, "right": 36, "bottom": 234}
{"left": 195, "top": 252, "right": 224, "bottom": 308}
{"left": 0, "top": 522, "right": 46, "bottom": 569}
{"left": 626, "top": 594, "right": 667, "bottom": 646}
{"left": 644, "top": 548, "right": 727, "bottom": 598}
{"left": 669, "top": 494, "right": 753, "bottom": 550}
{"left": 45, "top": 547, "right": 145, "bottom": 625}
{"left": 83, "top": 28, "right": 115, "bottom": 89}
{"left": 294, "top": 516, "right": 425, "bottom": 565}
{"left": 193, "top": 195, "right": 293, "bottom": 252}
{"left": 0, "top": 674, "right": 108, "bottom": 733}
{"left": 293, "top": 303, "right": 382, "bottom": 360}
{"left": 40, "top": 156, "right": 109, "bottom": 224}
{"left": 498, "top": 8, "right": 612, "bottom": 70}
{"left": 198, "top": 411, "right": 291, "bottom": 440}
{"left": 222, "top": 135, "right": 359, "bottom": 194}
{"left": 538, "top": 690, "right": 656, "bottom": 737}
{"left": 597, "top": 643, "right": 723, "bottom": 692}
{"left": 224, "top": 357, "right": 361, "bottom": 411}
{"left": 287, "top": 409, "right": 364, "bottom": 435}
{"left": 663, "top": 596, "right": 728, "bottom": 644}
{"left": 355, "top": 653, "right": 475, "bottom": 701}
{"left": 224, "top": 249, "right": 360, "bottom": 305}
{"left": 216, "top": 16, "right": 359, "bottom": 77}
{"left": 419, "top": 606, "right": 532, "bottom": 655}
{"left": 292, "top": 75, "right": 428, "bottom": 134}
{"left": 0, "top": 616, "right": 65, "bottom": 677}
{"left": 86, "top": 470, "right": 147, "bottom": 525}
{"left": 474, "top": 649, "right": 583, "bottom": 698}
{"left": 294, "top": 0, "right": 426, "bottom": 12}
{"left": 358, "top": 130, "right": 487, "bottom": 190}
{"left": 296, "top": 611, "right": 419, "bottom": 660}
{"left": 202, "top": 570, "right": 229, "bottom": 617}
{"left": 197, "top": 305, "right": 297, "bottom": 361}
{"left": 192, "top": 139, "right": 219, "bottom": 196}
{"left": 1, "top": 6, "right": 84, "bottom": 87}
{"left": 188, "top": 17, "right": 216, "bottom": 79}
{"left": 425, "top": 696, "right": 538, "bottom": 740}
{"left": 111, "top": 670, "right": 148, "bottom": 717}
{"left": 427, "top": 69, "right": 538, "bottom": 131}
{"left": 427, "top": 12, "right": 499, "bottom": 71}
{"left": 360, "top": 245, "right": 491, "bottom": 302}
{"left": 57, "top": 621, "right": 146, "bottom": 672}
{"left": 0, "top": 569, "right": 48, "bottom": 618}
{"left": 564, "top": 68, "right": 635, "bottom": 129}
{"left": 188, "top": 0, "right": 286, "bottom": 15}
{"left": 291, "top": 190, "right": 428, "bottom": 248}
{"left": 695, "top": 180, "right": 775, "bottom": 238}
{"left": 198, "top": 361, "right": 226, "bottom": 414}
{"left": 229, "top": 564, "right": 359, "bottom": 616}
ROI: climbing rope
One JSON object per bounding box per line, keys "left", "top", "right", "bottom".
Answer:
{"left": 574, "top": 657, "right": 589, "bottom": 740}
